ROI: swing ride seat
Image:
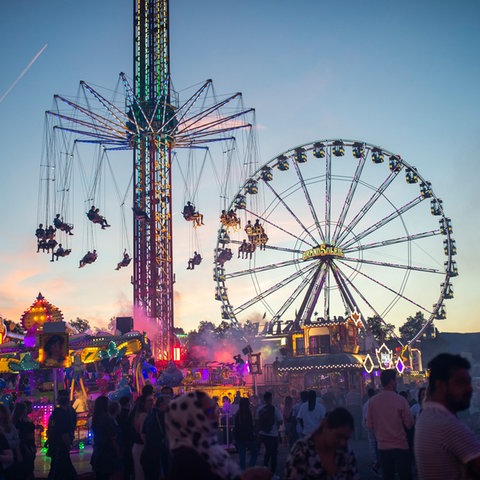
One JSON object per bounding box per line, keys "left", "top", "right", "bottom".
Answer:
{"left": 116, "top": 257, "right": 132, "bottom": 270}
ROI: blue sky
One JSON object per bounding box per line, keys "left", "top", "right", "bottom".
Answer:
{"left": 0, "top": 1, "right": 479, "bottom": 335}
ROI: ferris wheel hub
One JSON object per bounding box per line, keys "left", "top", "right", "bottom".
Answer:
{"left": 302, "top": 244, "right": 344, "bottom": 261}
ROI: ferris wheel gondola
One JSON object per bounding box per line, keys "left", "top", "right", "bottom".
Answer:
{"left": 214, "top": 139, "right": 457, "bottom": 347}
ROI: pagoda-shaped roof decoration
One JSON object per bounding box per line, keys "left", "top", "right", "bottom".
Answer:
{"left": 20, "top": 292, "right": 64, "bottom": 331}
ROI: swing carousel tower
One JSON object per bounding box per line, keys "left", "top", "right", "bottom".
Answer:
{"left": 41, "top": 0, "right": 255, "bottom": 361}
{"left": 133, "top": 0, "right": 175, "bottom": 360}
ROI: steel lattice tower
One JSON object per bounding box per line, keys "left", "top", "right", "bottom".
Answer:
{"left": 133, "top": 0, "right": 175, "bottom": 359}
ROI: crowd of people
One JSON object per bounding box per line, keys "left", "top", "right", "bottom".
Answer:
{"left": 0, "top": 399, "right": 37, "bottom": 480}
{"left": 2, "top": 352, "right": 479, "bottom": 480}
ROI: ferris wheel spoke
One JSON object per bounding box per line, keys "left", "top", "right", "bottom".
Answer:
{"left": 224, "top": 257, "right": 304, "bottom": 279}
{"left": 291, "top": 160, "right": 326, "bottom": 243}
{"left": 325, "top": 149, "right": 332, "bottom": 242}
{"left": 341, "top": 256, "right": 442, "bottom": 274}
{"left": 333, "top": 264, "right": 404, "bottom": 344}
{"left": 341, "top": 196, "right": 424, "bottom": 249}
{"left": 336, "top": 169, "right": 402, "bottom": 245}
{"left": 271, "top": 267, "right": 321, "bottom": 322}
{"left": 329, "top": 264, "right": 365, "bottom": 319}
{"left": 243, "top": 206, "right": 317, "bottom": 249}
{"left": 295, "top": 265, "right": 328, "bottom": 324}
{"left": 232, "top": 262, "right": 318, "bottom": 313}
{"left": 343, "top": 230, "right": 441, "bottom": 254}
{"left": 338, "top": 259, "right": 433, "bottom": 314}
{"left": 332, "top": 151, "right": 368, "bottom": 243}
{"left": 229, "top": 239, "right": 303, "bottom": 257}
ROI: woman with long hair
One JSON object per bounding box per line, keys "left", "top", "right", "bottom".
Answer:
{"left": 90, "top": 396, "right": 121, "bottom": 480}
{"left": 0, "top": 404, "right": 19, "bottom": 480}
{"left": 0, "top": 405, "right": 14, "bottom": 480}
{"left": 284, "top": 407, "right": 360, "bottom": 480}
{"left": 130, "top": 394, "right": 153, "bottom": 480}
{"left": 233, "top": 397, "right": 258, "bottom": 470}
{"left": 11, "top": 402, "right": 35, "bottom": 480}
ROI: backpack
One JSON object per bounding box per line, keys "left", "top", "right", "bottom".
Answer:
{"left": 257, "top": 404, "right": 275, "bottom": 433}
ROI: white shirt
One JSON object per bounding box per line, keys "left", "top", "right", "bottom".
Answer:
{"left": 297, "top": 401, "right": 326, "bottom": 436}
{"left": 415, "top": 400, "right": 480, "bottom": 479}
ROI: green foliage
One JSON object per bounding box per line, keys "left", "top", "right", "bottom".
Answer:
{"left": 69, "top": 317, "right": 91, "bottom": 333}
{"left": 399, "top": 312, "right": 426, "bottom": 342}
{"left": 365, "top": 315, "right": 395, "bottom": 343}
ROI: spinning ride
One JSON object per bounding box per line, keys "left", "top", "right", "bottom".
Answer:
{"left": 37, "top": 0, "right": 257, "bottom": 360}
{"left": 214, "top": 140, "right": 457, "bottom": 346}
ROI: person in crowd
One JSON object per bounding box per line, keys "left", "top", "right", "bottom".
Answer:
{"left": 293, "top": 390, "right": 308, "bottom": 439}
{"left": 296, "top": 390, "right": 326, "bottom": 438}
{"left": 58, "top": 390, "right": 77, "bottom": 444}
{"left": 233, "top": 397, "right": 258, "bottom": 471}
{"left": 221, "top": 395, "right": 234, "bottom": 446}
{"left": 46, "top": 393, "right": 78, "bottom": 479}
{"left": 165, "top": 391, "right": 271, "bottom": 480}
{"left": 367, "top": 369, "right": 414, "bottom": 480}
{"left": 90, "top": 396, "right": 121, "bottom": 480}
{"left": 231, "top": 391, "right": 241, "bottom": 417}
{"left": 141, "top": 394, "right": 171, "bottom": 480}
{"left": 256, "top": 391, "right": 283, "bottom": 476}
{"left": 0, "top": 404, "right": 20, "bottom": 480}
{"left": 282, "top": 396, "right": 297, "bottom": 448}
{"left": 410, "top": 386, "right": 426, "bottom": 422}
{"left": 72, "top": 391, "right": 88, "bottom": 415}
{"left": 322, "top": 386, "right": 337, "bottom": 412}
{"left": 12, "top": 401, "right": 36, "bottom": 480}
{"left": 131, "top": 394, "right": 153, "bottom": 480}
{"left": 0, "top": 420, "right": 13, "bottom": 480}
{"left": 362, "top": 387, "right": 380, "bottom": 477}
{"left": 283, "top": 407, "right": 360, "bottom": 480}
{"left": 345, "top": 385, "right": 363, "bottom": 440}
{"left": 415, "top": 353, "right": 480, "bottom": 479}
{"left": 117, "top": 395, "right": 134, "bottom": 480}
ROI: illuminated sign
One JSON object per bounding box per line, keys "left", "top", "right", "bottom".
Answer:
{"left": 376, "top": 343, "right": 393, "bottom": 370}
{"left": 39, "top": 333, "right": 70, "bottom": 369}
{"left": 302, "top": 244, "right": 344, "bottom": 261}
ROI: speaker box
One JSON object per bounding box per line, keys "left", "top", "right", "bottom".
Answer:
{"left": 116, "top": 316, "right": 133, "bottom": 335}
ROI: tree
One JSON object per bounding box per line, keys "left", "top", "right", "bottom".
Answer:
{"left": 69, "top": 317, "right": 91, "bottom": 333}
{"left": 399, "top": 312, "right": 426, "bottom": 342}
{"left": 107, "top": 317, "right": 116, "bottom": 332}
{"left": 365, "top": 315, "right": 396, "bottom": 344}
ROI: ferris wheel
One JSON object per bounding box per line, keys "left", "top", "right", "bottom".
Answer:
{"left": 214, "top": 139, "right": 457, "bottom": 346}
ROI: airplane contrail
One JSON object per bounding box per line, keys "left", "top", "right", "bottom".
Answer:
{"left": 0, "top": 43, "right": 48, "bottom": 104}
